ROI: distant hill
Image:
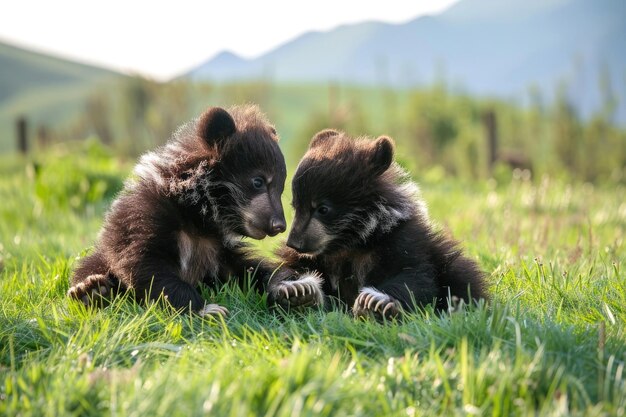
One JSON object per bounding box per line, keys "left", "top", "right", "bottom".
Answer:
{"left": 0, "top": 41, "right": 120, "bottom": 103}
{"left": 188, "top": 0, "right": 626, "bottom": 120}
{"left": 0, "top": 40, "right": 124, "bottom": 151}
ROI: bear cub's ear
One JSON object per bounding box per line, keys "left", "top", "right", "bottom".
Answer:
{"left": 369, "top": 136, "right": 394, "bottom": 176}
{"left": 309, "top": 129, "right": 340, "bottom": 149}
{"left": 197, "top": 107, "right": 236, "bottom": 146}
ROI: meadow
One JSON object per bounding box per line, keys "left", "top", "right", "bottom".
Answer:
{"left": 0, "top": 138, "right": 624, "bottom": 416}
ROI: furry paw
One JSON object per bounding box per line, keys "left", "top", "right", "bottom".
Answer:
{"left": 198, "top": 303, "right": 229, "bottom": 318}
{"left": 353, "top": 287, "right": 401, "bottom": 321}
{"left": 67, "top": 274, "right": 114, "bottom": 307}
{"left": 268, "top": 272, "right": 324, "bottom": 310}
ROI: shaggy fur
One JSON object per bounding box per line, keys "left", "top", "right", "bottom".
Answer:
{"left": 271, "top": 129, "right": 487, "bottom": 320}
{"left": 68, "top": 105, "right": 287, "bottom": 314}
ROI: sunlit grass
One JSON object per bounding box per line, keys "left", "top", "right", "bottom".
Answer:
{"left": 1, "top": 147, "right": 624, "bottom": 416}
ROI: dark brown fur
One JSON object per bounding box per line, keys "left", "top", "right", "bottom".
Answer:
{"left": 69, "top": 105, "right": 287, "bottom": 313}
{"left": 270, "top": 130, "right": 487, "bottom": 319}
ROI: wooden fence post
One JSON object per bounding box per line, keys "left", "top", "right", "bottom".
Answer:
{"left": 482, "top": 110, "right": 498, "bottom": 174}
{"left": 16, "top": 116, "right": 28, "bottom": 154}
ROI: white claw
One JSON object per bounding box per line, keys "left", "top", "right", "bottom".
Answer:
{"left": 281, "top": 286, "right": 290, "bottom": 299}
{"left": 299, "top": 282, "right": 307, "bottom": 296}
{"left": 382, "top": 302, "right": 396, "bottom": 316}
{"left": 357, "top": 294, "right": 366, "bottom": 308}
{"left": 294, "top": 282, "right": 305, "bottom": 297}
{"left": 367, "top": 295, "right": 378, "bottom": 310}
{"left": 199, "top": 304, "right": 229, "bottom": 317}
{"left": 374, "top": 298, "right": 387, "bottom": 312}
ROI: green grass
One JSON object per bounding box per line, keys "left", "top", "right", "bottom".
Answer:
{"left": 1, "top": 144, "right": 625, "bottom": 416}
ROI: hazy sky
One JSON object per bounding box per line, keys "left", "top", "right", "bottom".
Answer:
{"left": 0, "top": 0, "right": 459, "bottom": 80}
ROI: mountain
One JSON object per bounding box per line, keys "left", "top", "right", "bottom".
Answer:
{"left": 188, "top": 0, "right": 626, "bottom": 119}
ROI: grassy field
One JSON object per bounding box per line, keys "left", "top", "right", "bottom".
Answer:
{"left": 0, "top": 142, "right": 624, "bottom": 416}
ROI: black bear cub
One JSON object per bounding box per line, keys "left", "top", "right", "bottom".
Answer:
{"left": 68, "top": 105, "right": 287, "bottom": 316}
{"left": 271, "top": 129, "right": 487, "bottom": 320}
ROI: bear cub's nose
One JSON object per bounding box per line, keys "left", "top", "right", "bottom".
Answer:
{"left": 286, "top": 236, "right": 303, "bottom": 252}
{"left": 269, "top": 217, "right": 286, "bottom": 236}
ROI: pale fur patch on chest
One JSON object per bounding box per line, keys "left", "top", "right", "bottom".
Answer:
{"left": 324, "top": 251, "right": 375, "bottom": 291}
{"left": 351, "top": 252, "right": 375, "bottom": 286}
{"left": 177, "top": 231, "right": 220, "bottom": 286}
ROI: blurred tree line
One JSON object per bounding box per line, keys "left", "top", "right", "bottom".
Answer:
{"left": 43, "top": 73, "right": 626, "bottom": 184}
{"left": 295, "top": 76, "right": 625, "bottom": 184}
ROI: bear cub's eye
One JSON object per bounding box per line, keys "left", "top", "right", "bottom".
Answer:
{"left": 316, "top": 205, "right": 330, "bottom": 216}
{"left": 252, "top": 177, "right": 265, "bottom": 189}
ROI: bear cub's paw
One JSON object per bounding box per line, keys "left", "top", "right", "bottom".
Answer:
{"left": 269, "top": 272, "right": 324, "bottom": 310}
{"left": 198, "top": 303, "right": 229, "bottom": 318}
{"left": 353, "top": 287, "right": 402, "bottom": 322}
{"left": 67, "top": 274, "right": 114, "bottom": 307}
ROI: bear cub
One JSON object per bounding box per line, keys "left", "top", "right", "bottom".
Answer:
{"left": 271, "top": 129, "right": 487, "bottom": 320}
{"left": 68, "top": 105, "right": 287, "bottom": 316}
